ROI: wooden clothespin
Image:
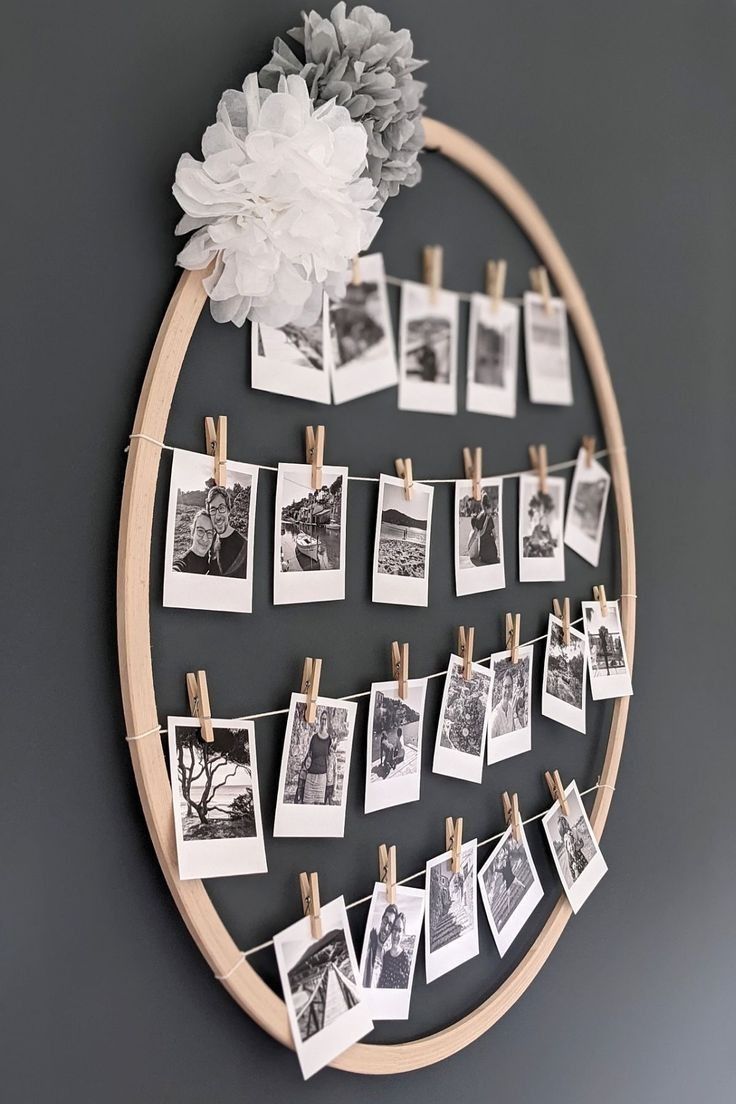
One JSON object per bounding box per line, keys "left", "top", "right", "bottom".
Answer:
{"left": 423, "top": 244, "right": 443, "bottom": 306}
{"left": 204, "top": 416, "right": 227, "bottom": 488}
{"left": 394, "top": 457, "right": 414, "bottom": 501}
{"left": 545, "top": 769, "right": 569, "bottom": 817}
{"left": 553, "top": 597, "right": 571, "bottom": 646}
{"left": 462, "top": 446, "right": 482, "bottom": 502}
{"left": 505, "top": 612, "right": 521, "bottom": 664}
{"left": 485, "top": 258, "right": 507, "bottom": 311}
{"left": 378, "top": 844, "right": 397, "bottom": 905}
{"left": 445, "top": 816, "right": 463, "bottom": 874}
{"left": 391, "top": 641, "right": 409, "bottom": 701}
{"left": 593, "top": 584, "right": 608, "bottom": 617}
{"left": 582, "top": 435, "right": 596, "bottom": 468}
{"left": 305, "top": 425, "right": 325, "bottom": 491}
{"left": 299, "top": 872, "right": 322, "bottom": 939}
{"left": 457, "top": 626, "right": 475, "bottom": 681}
{"left": 351, "top": 256, "right": 361, "bottom": 285}
{"left": 530, "top": 265, "right": 553, "bottom": 315}
{"left": 301, "top": 657, "right": 322, "bottom": 725}
{"left": 186, "top": 669, "right": 214, "bottom": 744}
{"left": 502, "top": 791, "right": 522, "bottom": 842}
{"left": 528, "top": 443, "right": 548, "bottom": 494}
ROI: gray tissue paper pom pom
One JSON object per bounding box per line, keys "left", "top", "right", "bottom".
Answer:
{"left": 260, "top": 3, "right": 427, "bottom": 209}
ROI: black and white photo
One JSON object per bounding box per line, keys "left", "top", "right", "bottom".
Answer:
{"left": 274, "top": 463, "right": 348, "bottom": 605}
{"left": 478, "top": 824, "right": 543, "bottom": 956}
{"left": 518, "top": 472, "right": 566, "bottom": 582}
{"left": 465, "top": 294, "right": 520, "bottom": 417}
{"left": 398, "top": 279, "right": 458, "bottom": 415}
{"left": 328, "top": 253, "right": 398, "bottom": 404}
{"left": 487, "top": 644, "right": 534, "bottom": 764}
{"left": 358, "top": 883, "right": 425, "bottom": 1019}
{"left": 424, "top": 840, "right": 479, "bottom": 982}
{"left": 564, "top": 447, "right": 611, "bottom": 566}
{"left": 251, "top": 292, "right": 331, "bottom": 404}
{"left": 523, "top": 290, "right": 573, "bottom": 405}
{"left": 364, "top": 679, "right": 427, "bottom": 814}
{"left": 455, "top": 477, "right": 505, "bottom": 596}
{"left": 163, "top": 448, "right": 258, "bottom": 613}
{"left": 541, "top": 615, "right": 588, "bottom": 733}
{"left": 372, "top": 474, "right": 434, "bottom": 607}
{"left": 273, "top": 694, "right": 357, "bottom": 837}
{"left": 273, "top": 896, "right": 373, "bottom": 1079}
{"left": 432, "top": 655, "right": 492, "bottom": 783}
{"left": 582, "top": 599, "right": 633, "bottom": 700}
{"left": 167, "top": 717, "right": 266, "bottom": 880}
{"left": 542, "top": 781, "right": 607, "bottom": 912}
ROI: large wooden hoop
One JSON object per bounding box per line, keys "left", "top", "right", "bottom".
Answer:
{"left": 117, "top": 117, "right": 635, "bottom": 1074}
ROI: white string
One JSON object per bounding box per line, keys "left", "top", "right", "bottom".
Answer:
{"left": 384, "top": 273, "right": 524, "bottom": 305}
{"left": 125, "top": 725, "right": 165, "bottom": 742}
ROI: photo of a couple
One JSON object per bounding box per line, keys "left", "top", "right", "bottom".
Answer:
{"left": 358, "top": 884, "right": 425, "bottom": 1019}
{"left": 173, "top": 481, "right": 251, "bottom": 578}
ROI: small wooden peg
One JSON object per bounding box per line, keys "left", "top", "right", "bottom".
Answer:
{"left": 545, "top": 769, "right": 569, "bottom": 817}
{"left": 391, "top": 641, "right": 409, "bottom": 701}
{"left": 423, "top": 244, "right": 443, "bottom": 306}
{"left": 351, "top": 256, "right": 361, "bottom": 285}
{"left": 378, "top": 844, "right": 397, "bottom": 905}
{"left": 300, "top": 657, "right": 322, "bottom": 725}
{"left": 204, "top": 416, "right": 228, "bottom": 488}
{"left": 530, "top": 265, "right": 553, "bottom": 315}
{"left": 502, "top": 791, "right": 522, "bottom": 843}
{"left": 394, "top": 457, "right": 414, "bottom": 501}
{"left": 299, "top": 872, "right": 322, "bottom": 939}
{"left": 553, "top": 597, "right": 571, "bottom": 646}
{"left": 305, "top": 425, "right": 325, "bottom": 491}
{"left": 485, "top": 258, "right": 507, "bottom": 311}
{"left": 505, "top": 612, "right": 521, "bottom": 664}
{"left": 186, "top": 669, "right": 214, "bottom": 744}
{"left": 462, "top": 446, "right": 482, "bottom": 502}
{"left": 593, "top": 584, "right": 608, "bottom": 617}
{"left": 457, "top": 626, "right": 475, "bottom": 681}
{"left": 445, "top": 816, "right": 463, "bottom": 873}
{"left": 582, "top": 435, "right": 596, "bottom": 468}
{"left": 528, "top": 443, "right": 548, "bottom": 494}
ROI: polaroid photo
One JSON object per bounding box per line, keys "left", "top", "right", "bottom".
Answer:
{"left": 273, "top": 895, "right": 373, "bottom": 1079}
{"left": 487, "top": 644, "right": 534, "bottom": 765}
{"left": 541, "top": 615, "right": 588, "bottom": 733}
{"left": 478, "top": 824, "right": 544, "bottom": 957}
{"left": 273, "top": 464, "right": 348, "bottom": 605}
{"left": 424, "top": 840, "right": 479, "bottom": 983}
{"left": 523, "top": 290, "right": 573, "bottom": 405}
{"left": 328, "top": 253, "right": 398, "bottom": 404}
{"left": 358, "top": 883, "right": 425, "bottom": 1020}
{"left": 163, "top": 448, "right": 258, "bottom": 614}
{"left": 364, "top": 678, "right": 428, "bottom": 815}
{"left": 564, "top": 448, "right": 612, "bottom": 567}
{"left": 167, "top": 717, "right": 266, "bottom": 880}
{"left": 455, "top": 477, "right": 505, "bottom": 596}
{"left": 518, "top": 472, "right": 566, "bottom": 582}
{"left": 250, "top": 292, "right": 331, "bottom": 405}
{"left": 465, "top": 294, "right": 520, "bottom": 417}
{"left": 542, "top": 781, "right": 607, "bottom": 913}
{"left": 273, "top": 694, "right": 357, "bottom": 838}
{"left": 372, "top": 474, "right": 434, "bottom": 607}
{"left": 582, "top": 599, "right": 633, "bottom": 700}
{"left": 433, "top": 655, "right": 492, "bottom": 784}
{"left": 398, "top": 279, "right": 458, "bottom": 415}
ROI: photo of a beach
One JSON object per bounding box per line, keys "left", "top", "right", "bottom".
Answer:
{"left": 377, "top": 482, "right": 430, "bottom": 578}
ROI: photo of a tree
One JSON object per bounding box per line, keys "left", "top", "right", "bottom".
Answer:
{"left": 174, "top": 725, "right": 256, "bottom": 841}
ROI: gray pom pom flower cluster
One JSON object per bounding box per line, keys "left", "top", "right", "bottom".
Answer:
{"left": 260, "top": 3, "right": 426, "bottom": 209}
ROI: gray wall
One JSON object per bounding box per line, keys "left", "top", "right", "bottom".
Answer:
{"left": 4, "top": 2, "right": 736, "bottom": 1101}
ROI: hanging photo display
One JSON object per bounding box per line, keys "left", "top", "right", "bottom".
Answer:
{"left": 542, "top": 781, "right": 608, "bottom": 912}
{"left": 251, "top": 293, "right": 332, "bottom": 405}
{"left": 167, "top": 718, "right": 267, "bottom": 880}
{"left": 398, "top": 279, "right": 459, "bottom": 415}
{"left": 564, "top": 447, "right": 611, "bottom": 566}
{"left": 328, "top": 253, "right": 398, "bottom": 404}
{"left": 424, "top": 840, "right": 479, "bottom": 982}
{"left": 465, "top": 294, "right": 520, "bottom": 417}
{"left": 273, "top": 694, "right": 358, "bottom": 838}
{"left": 477, "top": 824, "right": 544, "bottom": 957}
{"left": 454, "top": 477, "right": 505, "bottom": 596}
{"left": 163, "top": 448, "right": 258, "bottom": 613}
{"left": 358, "top": 882, "right": 425, "bottom": 1020}
{"left": 523, "top": 291, "right": 573, "bottom": 405}
{"left": 372, "top": 473, "right": 434, "bottom": 607}
{"left": 486, "top": 644, "right": 534, "bottom": 764}
{"left": 541, "top": 614, "right": 588, "bottom": 733}
{"left": 364, "top": 678, "right": 428, "bottom": 815}
{"left": 432, "top": 655, "right": 492, "bottom": 784}
{"left": 273, "top": 463, "right": 348, "bottom": 604}
{"left": 518, "top": 472, "right": 566, "bottom": 582}
{"left": 582, "top": 599, "right": 633, "bottom": 700}
{"left": 273, "top": 896, "right": 373, "bottom": 1080}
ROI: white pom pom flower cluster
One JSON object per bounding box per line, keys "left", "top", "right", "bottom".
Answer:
{"left": 174, "top": 73, "right": 381, "bottom": 328}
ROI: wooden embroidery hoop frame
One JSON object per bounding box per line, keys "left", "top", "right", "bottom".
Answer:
{"left": 117, "top": 117, "right": 636, "bottom": 1075}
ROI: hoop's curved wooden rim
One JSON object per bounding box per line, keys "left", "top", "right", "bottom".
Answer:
{"left": 117, "top": 117, "right": 636, "bottom": 1075}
